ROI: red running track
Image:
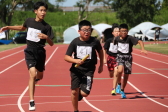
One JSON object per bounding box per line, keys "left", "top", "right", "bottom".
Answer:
{"left": 0, "top": 44, "right": 167, "bottom": 112}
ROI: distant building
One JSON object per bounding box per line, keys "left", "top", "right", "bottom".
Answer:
{"left": 60, "top": 6, "right": 105, "bottom": 12}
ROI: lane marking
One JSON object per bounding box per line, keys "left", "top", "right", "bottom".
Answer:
{"left": 0, "top": 59, "right": 25, "bottom": 74}
{"left": 0, "top": 45, "right": 25, "bottom": 53}
{"left": 102, "top": 56, "right": 168, "bottom": 108}
{"left": 83, "top": 98, "right": 104, "bottom": 112}
{"left": 133, "top": 48, "right": 168, "bottom": 57}
{"left": 128, "top": 81, "right": 168, "bottom": 108}
{"left": 132, "top": 53, "right": 168, "bottom": 64}
{"left": 17, "top": 46, "right": 58, "bottom": 112}
{"left": 35, "top": 85, "right": 70, "bottom": 87}
{"left": 0, "top": 50, "right": 23, "bottom": 60}
{"left": 133, "top": 62, "right": 168, "bottom": 78}
{"left": 1, "top": 94, "right": 168, "bottom": 98}
{"left": 1, "top": 98, "right": 168, "bottom": 107}
{"left": 150, "top": 68, "right": 168, "bottom": 70}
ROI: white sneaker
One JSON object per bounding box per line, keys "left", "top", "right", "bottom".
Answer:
{"left": 29, "top": 100, "right": 35, "bottom": 111}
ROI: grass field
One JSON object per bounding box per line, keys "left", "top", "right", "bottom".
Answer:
{"left": 134, "top": 43, "right": 168, "bottom": 55}
{"left": 0, "top": 43, "right": 168, "bottom": 55}
{"left": 0, "top": 44, "right": 25, "bottom": 52}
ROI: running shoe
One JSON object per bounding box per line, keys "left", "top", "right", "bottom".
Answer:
{"left": 111, "top": 89, "right": 116, "bottom": 96}
{"left": 116, "top": 85, "right": 121, "bottom": 94}
{"left": 120, "top": 91, "right": 126, "bottom": 99}
{"left": 29, "top": 100, "right": 35, "bottom": 111}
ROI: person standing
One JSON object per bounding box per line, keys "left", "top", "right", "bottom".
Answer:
{"left": 154, "top": 27, "right": 160, "bottom": 44}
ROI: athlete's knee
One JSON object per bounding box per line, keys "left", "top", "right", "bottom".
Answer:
{"left": 71, "top": 89, "right": 78, "bottom": 96}
{"left": 81, "top": 91, "right": 89, "bottom": 97}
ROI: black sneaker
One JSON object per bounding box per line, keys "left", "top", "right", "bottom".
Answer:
{"left": 29, "top": 100, "right": 35, "bottom": 111}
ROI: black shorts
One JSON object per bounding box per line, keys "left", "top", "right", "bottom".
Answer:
{"left": 70, "top": 69, "right": 95, "bottom": 95}
{"left": 24, "top": 47, "right": 46, "bottom": 72}
{"left": 155, "top": 35, "right": 159, "bottom": 39}
{"left": 116, "top": 54, "right": 132, "bottom": 74}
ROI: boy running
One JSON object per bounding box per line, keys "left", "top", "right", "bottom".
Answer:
{"left": 64, "top": 20, "right": 103, "bottom": 112}
{"left": 0, "top": 1, "right": 54, "bottom": 110}
{"left": 114, "top": 24, "right": 147, "bottom": 98}
{"left": 103, "top": 25, "right": 120, "bottom": 95}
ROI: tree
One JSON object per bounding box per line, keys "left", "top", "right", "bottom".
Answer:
{"left": 21, "top": 0, "right": 56, "bottom": 12}
{"left": 0, "top": 0, "right": 32, "bottom": 39}
{"left": 112, "top": 0, "right": 160, "bottom": 27}
{"left": 93, "top": 0, "right": 113, "bottom": 9}
{"left": 0, "top": 0, "right": 56, "bottom": 39}
{"left": 162, "top": 0, "right": 168, "bottom": 9}
{"left": 54, "top": 0, "right": 66, "bottom": 12}
{"left": 74, "top": 0, "right": 92, "bottom": 21}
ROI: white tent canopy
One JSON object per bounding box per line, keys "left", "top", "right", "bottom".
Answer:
{"left": 128, "top": 22, "right": 168, "bottom": 40}
{"left": 63, "top": 25, "right": 79, "bottom": 44}
{"left": 93, "top": 23, "right": 111, "bottom": 35}
{"left": 63, "top": 23, "right": 112, "bottom": 44}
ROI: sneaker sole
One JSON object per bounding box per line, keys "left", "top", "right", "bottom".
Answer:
{"left": 111, "top": 93, "right": 116, "bottom": 96}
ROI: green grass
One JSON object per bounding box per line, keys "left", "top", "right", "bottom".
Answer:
{"left": 1, "top": 43, "right": 168, "bottom": 55}
{"left": 134, "top": 43, "right": 168, "bottom": 55}
{"left": 0, "top": 44, "right": 25, "bottom": 52}
{"left": 0, "top": 43, "right": 66, "bottom": 52}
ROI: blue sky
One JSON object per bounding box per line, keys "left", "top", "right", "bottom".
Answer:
{"left": 49, "top": 0, "right": 80, "bottom": 7}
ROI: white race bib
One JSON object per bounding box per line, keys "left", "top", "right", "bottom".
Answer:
{"left": 77, "top": 46, "right": 92, "bottom": 59}
{"left": 109, "top": 43, "right": 118, "bottom": 53}
{"left": 26, "top": 27, "right": 41, "bottom": 42}
{"left": 118, "top": 43, "right": 129, "bottom": 53}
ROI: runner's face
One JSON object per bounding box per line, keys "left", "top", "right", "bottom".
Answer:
{"left": 112, "top": 28, "right": 120, "bottom": 37}
{"left": 35, "top": 6, "right": 47, "bottom": 21}
{"left": 78, "top": 26, "right": 92, "bottom": 41}
{"left": 120, "top": 28, "right": 128, "bottom": 38}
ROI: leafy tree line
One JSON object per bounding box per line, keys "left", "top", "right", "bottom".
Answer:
{"left": 0, "top": 0, "right": 167, "bottom": 40}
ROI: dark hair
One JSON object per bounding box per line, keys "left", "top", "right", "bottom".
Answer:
{"left": 111, "top": 25, "right": 119, "bottom": 32}
{"left": 34, "top": 1, "right": 48, "bottom": 10}
{"left": 112, "top": 23, "right": 119, "bottom": 28}
{"left": 119, "top": 23, "right": 128, "bottom": 30}
{"left": 78, "top": 20, "right": 92, "bottom": 30}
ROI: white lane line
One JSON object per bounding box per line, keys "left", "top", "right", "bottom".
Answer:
{"left": 17, "top": 46, "right": 59, "bottom": 112}
{"left": 132, "top": 53, "right": 168, "bottom": 65}
{"left": 133, "top": 62, "right": 168, "bottom": 78}
{"left": 83, "top": 98, "right": 104, "bottom": 112}
{"left": 104, "top": 56, "right": 168, "bottom": 108}
{"left": 127, "top": 81, "right": 168, "bottom": 108}
{"left": 2, "top": 97, "right": 168, "bottom": 107}
{"left": 0, "top": 50, "right": 23, "bottom": 60}
{"left": 0, "top": 59, "right": 25, "bottom": 74}
{"left": 82, "top": 57, "right": 104, "bottom": 112}
{"left": 1, "top": 94, "right": 168, "bottom": 98}
{"left": 134, "top": 48, "right": 168, "bottom": 57}
{"left": 0, "top": 45, "right": 25, "bottom": 53}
